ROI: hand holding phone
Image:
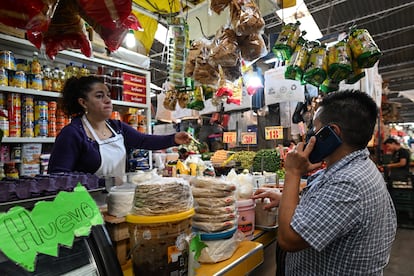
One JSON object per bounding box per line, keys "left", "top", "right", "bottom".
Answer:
{"left": 307, "top": 125, "right": 342, "bottom": 163}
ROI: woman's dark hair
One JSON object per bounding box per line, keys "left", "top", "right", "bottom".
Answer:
{"left": 61, "top": 76, "right": 103, "bottom": 116}
{"left": 318, "top": 90, "right": 378, "bottom": 149}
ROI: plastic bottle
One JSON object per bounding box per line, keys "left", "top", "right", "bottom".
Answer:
{"left": 31, "top": 52, "right": 41, "bottom": 74}
{"left": 42, "top": 65, "right": 52, "bottom": 91}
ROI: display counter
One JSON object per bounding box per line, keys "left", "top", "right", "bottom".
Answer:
{"left": 120, "top": 227, "right": 277, "bottom": 276}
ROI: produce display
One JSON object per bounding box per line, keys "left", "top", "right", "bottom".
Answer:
{"left": 233, "top": 151, "right": 256, "bottom": 170}
{"left": 252, "top": 149, "right": 281, "bottom": 173}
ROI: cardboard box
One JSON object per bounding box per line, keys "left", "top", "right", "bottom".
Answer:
{"left": 123, "top": 91, "right": 146, "bottom": 104}
{"left": 0, "top": 23, "right": 26, "bottom": 39}
{"left": 123, "top": 82, "right": 146, "bottom": 94}
{"left": 122, "top": 72, "right": 146, "bottom": 85}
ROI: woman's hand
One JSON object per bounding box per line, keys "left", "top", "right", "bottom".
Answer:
{"left": 174, "top": 132, "right": 192, "bottom": 145}
{"left": 252, "top": 188, "right": 282, "bottom": 210}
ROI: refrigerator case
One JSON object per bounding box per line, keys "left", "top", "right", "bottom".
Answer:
{"left": 0, "top": 225, "right": 123, "bottom": 276}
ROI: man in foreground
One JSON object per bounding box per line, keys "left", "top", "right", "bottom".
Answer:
{"left": 254, "top": 90, "right": 397, "bottom": 275}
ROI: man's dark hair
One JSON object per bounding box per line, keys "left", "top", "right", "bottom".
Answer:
{"left": 318, "top": 90, "right": 378, "bottom": 149}
{"left": 383, "top": 137, "right": 399, "bottom": 145}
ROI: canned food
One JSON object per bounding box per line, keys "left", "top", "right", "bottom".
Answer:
{"left": 22, "top": 121, "right": 34, "bottom": 137}
{"left": 35, "top": 119, "right": 48, "bottom": 137}
{"left": 9, "top": 120, "right": 21, "bottom": 137}
{"left": 16, "top": 59, "right": 28, "bottom": 72}
{"left": 35, "top": 101, "right": 48, "bottom": 120}
{"left": 0, "top": 67, "right": 8, "bottom": 86}
{"left": 0, "top": 50, "right": 16, "bottom": 71}
{"left": 0, "top": 116, "right": 9, "bottom": 137}
{"left": 27, "top": 74, "right": 43, "bottom": 90}
{"left": 48, "top": 121, "right": 56, "bottom": 137}
{"left": 0, "top": 93, "right": 5, "bottom": 109}
{"left": 10, "top": 70, "right": 27, "bottom": 88}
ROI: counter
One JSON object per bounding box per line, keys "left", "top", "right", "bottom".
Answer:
{"left": 120, "top": 227, "right": 277, "bottom": 276}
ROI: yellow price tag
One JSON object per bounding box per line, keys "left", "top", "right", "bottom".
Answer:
{"left": 241, "top": 132, "right": 257, "bottom": 144}
{"left": 223, "top": 132, "right": 237, "bottom": 144}
{"left": 265, "top": 126, "right": 283, "bottom": 140}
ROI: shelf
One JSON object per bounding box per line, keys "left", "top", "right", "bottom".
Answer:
{"left": 2, "top": 137, "right": 55, "bottom": 143}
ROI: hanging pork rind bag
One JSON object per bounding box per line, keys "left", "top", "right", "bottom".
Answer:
{"left": 229, "top": 0, "right": 265, "bottom": 36}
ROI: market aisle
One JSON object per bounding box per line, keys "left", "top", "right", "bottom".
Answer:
{"left": 384, "top": 228, "right": 414, "bottom": 276}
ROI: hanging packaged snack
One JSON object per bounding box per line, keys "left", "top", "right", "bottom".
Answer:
{"left": 185, "top": 40, "right": 203, "bottom": 77}
{"left": 167, "top": 19, "right": 189, "bottom": 88}
{"left": 272, "top": 21, "right": 301, "bottom": 61}
{"left": 163, "top": 90, "right": 178, "bottom": 111}
{"left": 187, "top": 86, "right": 205, "bottom": 111}
{"left": 346, "top": 59, "right": 366, "bottom": 84}
{"left": 210, "top": 27, "right": 240, "bottom": 67}
{"left": 303, "top": 41, "right": 328, "bottom": 87}
{"left": 285, "top": 34, "right": 309, "bottom": 82}
{"left": 237, "top": 33, "right": 268, "bottom": 62}
{"left": 229, "top": 0, "right": 265, "bottom": 36}
{"left": 202, "top": 85, "right": 215, "bottom": 100}
{"left": 210, "top": 0, "right": 232, "bottom": 15}
{"left": 327, "top": 40, "right": 352, "bottom": 83}
{"left": 216, "top": 66, "right": 234, "bottom": 98}
{"left": 193, "top": 40, "right": 220, "bottom": 87}
{"left": 320, "top": 78, "right": 339, "bottom": 94}
{"left": 177, "top": 92, "right": 190, "bottom": 109}
{"left": 37, "top": 0, "right": 92, "bottom": 60}
{"left": 221, "top": 61, "right": 242, "bottom": 82}
{"left": 348, "top": 28, "right": 381, "bottom": 68}
{"left": 227, "top": 78, "right": 243, "bottom": 105}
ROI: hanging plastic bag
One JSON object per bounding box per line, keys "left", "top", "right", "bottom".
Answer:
{"left": 303, "top": 41, "right": 328, "bottom": 87}
{"left": 272, "top": 21, "right": 301, "bottom": 61}
{"left": 41, "top": 0, "right": 92, "bottom": 59}
{"left": 327, "top": 40, "right": 352, "bottom": 83}
{"left": 285, "top": 34, "right": 309, "bottom": 82}
{"left": 210, "top": 0, "right": 232, "bottom": 15}
{"left": 0, "top": 0, "right": 58, "bottom": 32}
{"left": 210, "top": 27, "right": 240, "bottom": 67}
{"left": 237, "top": 33, "right": 268, "bottom": 62}
{"left": 193, "top": 40, "right": 220, "bottom": 87}
{"left": 229, "top": 0, "right": 265, "bottom": 36}
{"left": 185, "top": 40, "right": 203, "bottom": 77}
{"left": 348, "top": 28, "right": 381, "bottom": 68}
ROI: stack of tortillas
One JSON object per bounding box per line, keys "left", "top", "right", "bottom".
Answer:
{"left": 190, "top": 176, "right": 237, "bottom": 232}
{"left": 131, "top": 177, "right": 193, "bottom": 216}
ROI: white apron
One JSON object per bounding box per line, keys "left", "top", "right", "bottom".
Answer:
{"left": 82, "top": 115, "right": 126, "bottom": 180}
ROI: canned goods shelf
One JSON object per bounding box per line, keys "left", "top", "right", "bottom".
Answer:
{"left": 2, "top": 137, "right": 55, "bottom": 143}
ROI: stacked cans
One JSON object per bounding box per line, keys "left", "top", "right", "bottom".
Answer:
{"left": 34, "top": 100, "right": 48, "bottom": 137}
{"left": 22, "top": 95, "right": 34, "bottom": 137}
{"left": 56, "top": 108, "right": 66, "bottom": 135}
{"left": 48, "top": 101, "right": 57, "bottom": 137}
{"left": 7, "top": 93, "right": 21, "bottom": 137}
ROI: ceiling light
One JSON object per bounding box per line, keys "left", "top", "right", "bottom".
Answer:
{"left": 125, "top": 30, "right": 136, "bottom": 48}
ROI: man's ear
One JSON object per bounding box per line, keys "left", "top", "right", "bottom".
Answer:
{"left": 330, "top": 124, "right": 341, "bottom": 137}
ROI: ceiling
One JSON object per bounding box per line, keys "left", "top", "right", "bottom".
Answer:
{"left": 143, "top": 0, "right": 414, "bottom": 121}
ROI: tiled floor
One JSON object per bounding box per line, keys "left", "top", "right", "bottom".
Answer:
{"left": 250, "top": 227, "right": 414, "bottom": 276}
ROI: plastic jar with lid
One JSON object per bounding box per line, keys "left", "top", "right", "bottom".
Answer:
{"left": 5, "top": 162, "right": 19, "bottom": 179}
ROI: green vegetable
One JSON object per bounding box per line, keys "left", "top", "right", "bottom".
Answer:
{"left": 233, "top": 151, "right": 256, "bottom": 170}
{"left": 252, "top": 149, "right": 281, "bottom": 173}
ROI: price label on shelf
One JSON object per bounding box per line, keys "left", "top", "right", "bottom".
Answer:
{"left": 223, "top": 132, "right": 237, "bottom": 144}
{"left": 265, "top": 126, "right": 283, "bottom": 140}
{"left": 241, "top": 132, "right": 257, "bottom": 145}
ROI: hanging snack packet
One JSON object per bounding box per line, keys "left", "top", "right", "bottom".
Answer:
{"left": 303, "top": 42, "right": 328, "bottom": 87}
{"left": 185, "top": 40, "right": 203, "bottom": 77}
{"left": 348, "top": 28, "right": 381, "bottom": 68}
{"left": 238, "top": 33, "right": 268, "bottom": 62}
{"left": 327, "top": 40, "right": 352, "bottom": 83}
{"left": 163, "top": 90, "right": 178, "bottom": 111}
{"left": 210, "top": 0, "right": 232, "bottom": 15}
{"left": 272, "top": 21, "right": 301, "bottom": 61}
{"left": 193, "top": 40, "right": 220, "bottom": 87}
{"left": 285, "top": 34, "right": 309, "bottom": 82}
{"left": 210, "top": 27, "right": 240, "bottom": 67}
{"left": 346, "top": 59, "right": 366, "bottom": 84}
{"left": 187, "top": 86, "right": 205, "bottom": 111}
{"left": 229, "top": 0, "right": 265, "bottom": 36}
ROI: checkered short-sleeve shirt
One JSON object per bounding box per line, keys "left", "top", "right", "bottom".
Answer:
{"left": 286, "top": 149, "right": 397, "bottom": 275}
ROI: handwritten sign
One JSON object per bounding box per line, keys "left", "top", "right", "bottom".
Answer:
{"left": 223, "top": 132, "right": 237, "bottom": 144}
{"left": 265, "top": 126, "right": 284, "bottom": 140}
{"left": 241, "top": 132, "right": 257, "bottom": 144}
{"left": 0, "top": 184, "right": 103, "bottom": 272}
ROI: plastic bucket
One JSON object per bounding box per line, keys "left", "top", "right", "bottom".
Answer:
{"left": 126, "top": 209, "right": 194, "bottom": 276}
{"left": 236, "top": 199, "right": 256, "bottom": 240}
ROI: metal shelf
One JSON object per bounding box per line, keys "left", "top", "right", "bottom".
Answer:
{"left": 2, "top": 137, "right": 56, "bottom": 143}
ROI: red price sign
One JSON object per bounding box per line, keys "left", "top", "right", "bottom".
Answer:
{"left": 241, "top": 132, "right": 257, "bottom": 145}
{"left": 265, "top": 126, "right": 283, "bottom": 140}
{"left": 223, "top": 132, "right": 237, "bottom": 144}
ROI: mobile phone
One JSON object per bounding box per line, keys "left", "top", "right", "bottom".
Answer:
{"left": 307, "top": 125, "right": 342, "bottom": 163}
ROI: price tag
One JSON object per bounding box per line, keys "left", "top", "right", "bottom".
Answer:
{"left": 223, "top": 132, "right": 237, "bottom": 144}
{"left": 265, "top": 126, "right": 283, "bottom": 140}
{"left": 241, "top": 132, "right": 257, "bottom": 144}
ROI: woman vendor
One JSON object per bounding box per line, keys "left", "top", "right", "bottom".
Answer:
{"left": 48, "top": 76, "right": 191, "bottom": 182}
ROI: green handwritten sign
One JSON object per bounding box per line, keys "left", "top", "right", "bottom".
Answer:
{"left": 0, "top": 183, "right": 103, "bottom": 272}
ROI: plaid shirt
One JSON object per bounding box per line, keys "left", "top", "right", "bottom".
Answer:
{"left": 286, "top": 149, "right": 397, "bottom": 275}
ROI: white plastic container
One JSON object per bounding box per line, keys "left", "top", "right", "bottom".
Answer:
{"left": 236, "top": 199, "right": 256, "bottom": 240}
